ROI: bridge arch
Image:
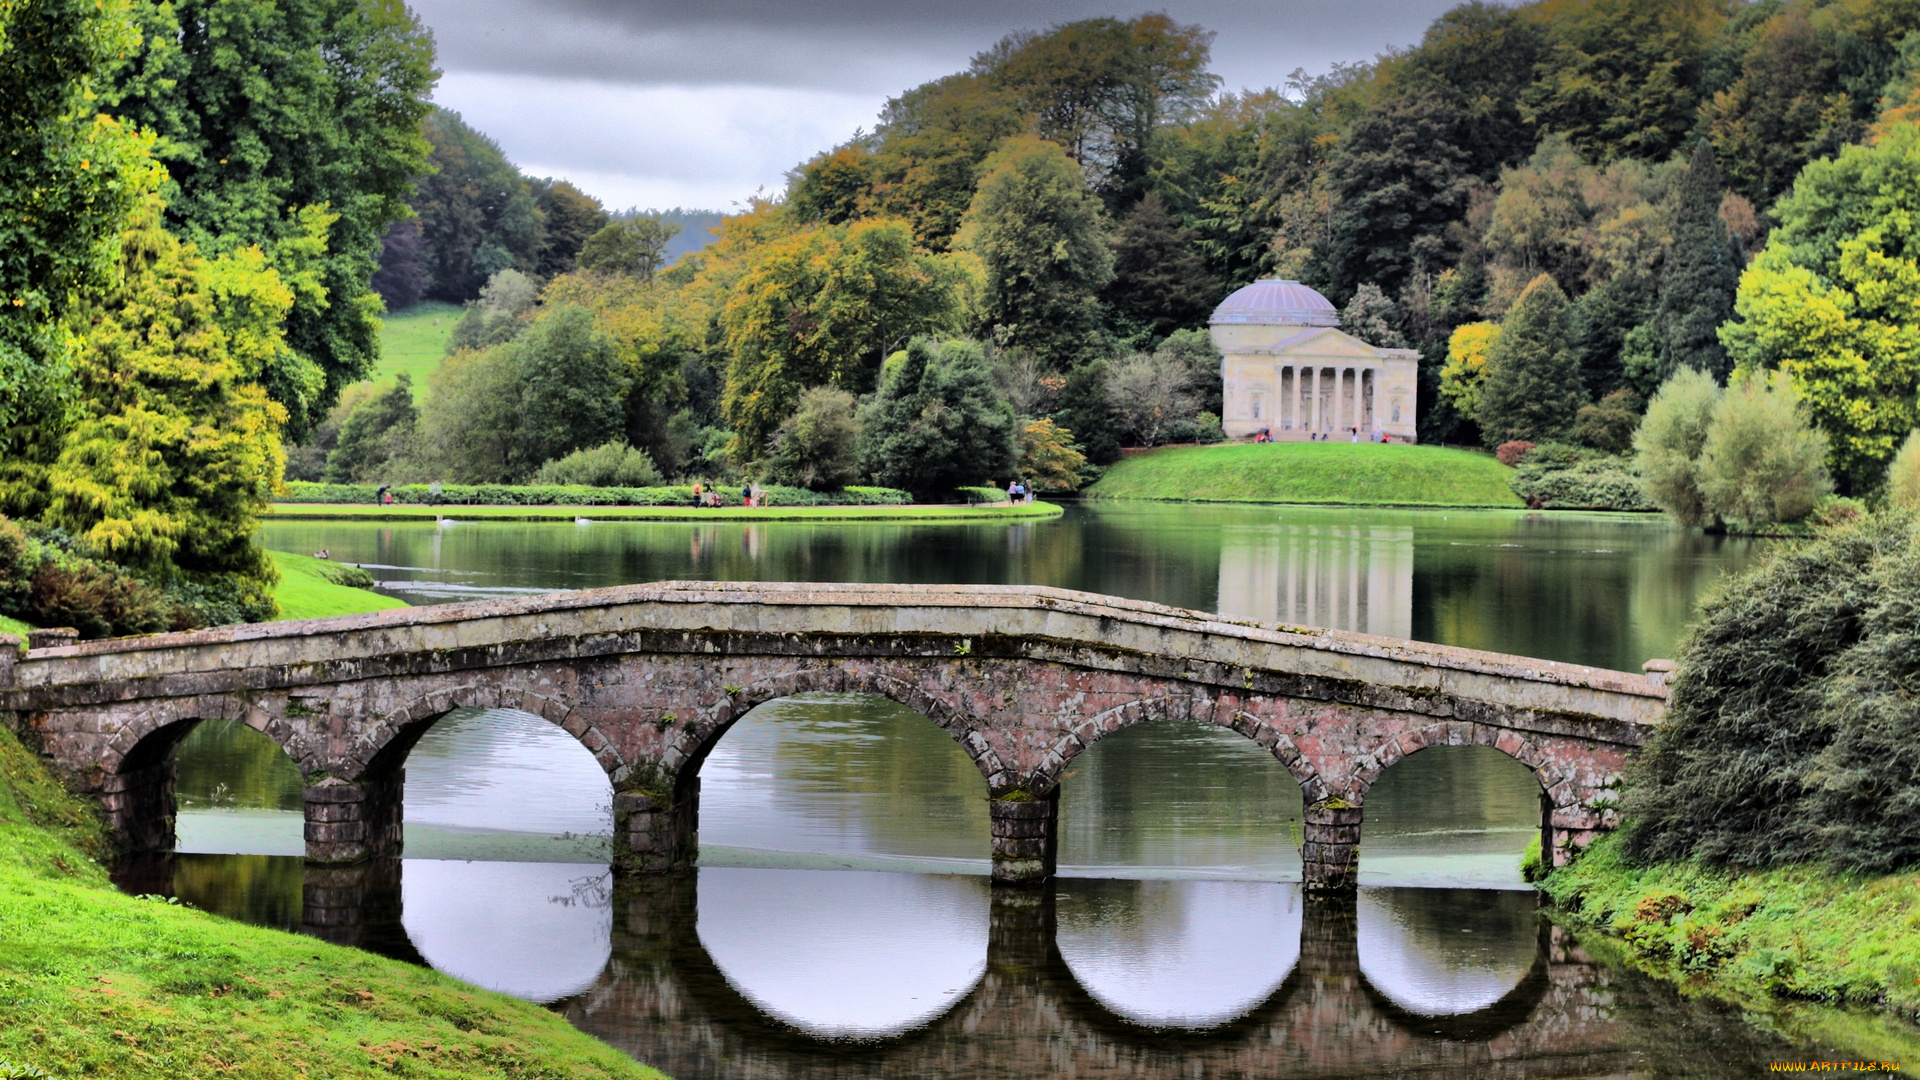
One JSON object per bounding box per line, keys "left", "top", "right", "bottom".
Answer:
{"left": 1033, "top": 700, "right": 1329, "bottom": 803}
{"left": 104, "top": 714, "right": 310, "bottom": 853}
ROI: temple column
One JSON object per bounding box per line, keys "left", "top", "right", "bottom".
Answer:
{"left": 1346, "top": 368, "right": 1358, "bottom": 431}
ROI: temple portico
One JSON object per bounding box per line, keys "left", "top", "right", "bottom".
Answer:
{"left": 1211, "top": 281, "right": 1420, "bottom": 442}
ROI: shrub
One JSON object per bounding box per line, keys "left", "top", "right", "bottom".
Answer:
{"left": 1634, "top": 368, "right": 1721, "bottom": 526}
{"left": 1508, "top": 447, "right": 1655, "bottom": 511}
{"left": 1696, "top": 369, "right": 1830, "bottom": 529}
{"left": 1495, "top": 441, "right": 1535, "bottom": 467}
{"left": 1569, "top": 388, "right": 1644, "bottom": 455}
{"left": 278, "top": 481, "right": 909, "bottom": 507}
{"left": 763, "top": 386, "right": 861, "bottom": 491}
{"left": 1625, "top": 512, "right": 1920, "bottom": 873}
{"left": 0, "top": 517, "right": 30, "bottom": 613}
{"left": 27, "top": 555, "right": 180, "bottom": 639}
{"left": 534, "top": 442, "right": 663, "bottom": 488}
{"left": 1890, "top": 429, "right": 1920, "bottom": 510}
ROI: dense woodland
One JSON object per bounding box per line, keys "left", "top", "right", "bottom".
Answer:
{"left": 322, "top": 0, "right": 1920, "bottom": 518}
{"left": 8, "top": 0, "right": 1920, "bottom": 633}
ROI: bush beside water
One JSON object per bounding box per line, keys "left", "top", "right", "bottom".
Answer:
{"left": 1507, "top": 443, "right": 1656, "bottom": 511}
{"left": 280, "top": 481, "right": 911, "bottom": 507}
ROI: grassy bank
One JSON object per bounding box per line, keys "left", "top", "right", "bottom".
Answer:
{"left": 1086, "top": 442, "right": 1525, "bottom": 508}
{"left": 0, "top": 725, "right": 662, "bottom": 1080}
{"left": 268, "top": 551, "right": 410, "bottom": 621}
{"left": 1543, "top": 833, "right": 1920, "bottom": 1056}
{"left": 268, "top": 501, "right": 1064, "bottom": 523}
{"left": 371, "top": 301, "right": 461, "bottom": 394}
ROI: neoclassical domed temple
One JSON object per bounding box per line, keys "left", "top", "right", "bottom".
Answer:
{"left": 1209, "top": 280, "right": 1421, "bottom": 442}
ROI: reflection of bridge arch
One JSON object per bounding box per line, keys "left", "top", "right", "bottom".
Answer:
{"left": 7, "top": 581, "right": 1662, "bottom": 889}
{"left": 563, "top": 872, "right": 1625, "bottom": 1079}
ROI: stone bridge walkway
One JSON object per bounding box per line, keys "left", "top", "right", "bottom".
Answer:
{"left": 0, "top": 581, "right": 1667, "bottom": 890}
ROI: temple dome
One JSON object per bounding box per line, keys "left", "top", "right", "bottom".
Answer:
{"left": 1209, "top": 279, "right": 1340, "bottom": 327}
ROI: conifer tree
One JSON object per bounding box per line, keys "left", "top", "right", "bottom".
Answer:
{"left": 1657, "top": 142, "right": 1740, "bottom": 380}
{"left": 1475, "top": 274, "right": 1588, "bottom": 447}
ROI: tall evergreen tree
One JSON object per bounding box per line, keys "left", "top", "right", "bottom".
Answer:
{"left": 1103, "top": 193, "right": 1218, "bottom": 339}
{"left": 1476, "top": 274, "right": 1588, "bottom": 446}
{"left": 1658, "top": 141, "right": 1741, "bottom": 381}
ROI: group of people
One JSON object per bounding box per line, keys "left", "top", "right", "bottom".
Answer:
{"left": 1005, "top": 480, "right": 1036, "bottom": 504}
{"left": 1250, "top": 427, "right": 1391, "bottom": 444}
{"left": 690, "top": 481, "right": 768, "bottom": 507}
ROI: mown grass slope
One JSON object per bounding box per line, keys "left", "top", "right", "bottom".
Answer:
{"left": 1085, "top": 442, "right": 1525, "bottom": 508}
{"left": 268, "top": 502, "right": 1064, "bottom": 523}
{"left": 268, "top": 551, "right": 410, "bottom": 621}
{"left": 0, "top": 725, "right": 664, "bottom": 1080}
{"left": 371, "top": 301, "right": 461, "bottom": 395}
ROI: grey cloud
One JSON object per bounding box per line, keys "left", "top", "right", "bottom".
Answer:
{"left": 416, "top": 0, "right": 1474, "bottom": 95}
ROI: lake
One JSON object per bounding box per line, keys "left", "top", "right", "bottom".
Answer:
{"left": 115, "top": 503, "right": 1852, "bottom": 1077}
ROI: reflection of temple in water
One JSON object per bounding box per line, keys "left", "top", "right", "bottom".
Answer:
{"left": 1216, "top": 524, "right": 1413, "bottom": 639}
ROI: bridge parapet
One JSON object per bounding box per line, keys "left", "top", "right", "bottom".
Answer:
{"left": 0, "top": 582, "right": 1666, "bottom": 890}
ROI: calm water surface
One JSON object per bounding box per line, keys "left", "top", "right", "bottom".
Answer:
{"left": 111, "top": 504, "right": 1863, "bottom": 1076}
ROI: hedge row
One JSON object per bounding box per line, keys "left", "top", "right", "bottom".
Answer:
{"left": 1507, "top": 445, "right": 1656, "bottom": 512}
{"left": 279, "top": 481, "right": 912, "bottom": 507}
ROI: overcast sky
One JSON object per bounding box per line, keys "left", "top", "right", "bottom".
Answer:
{"left": 412, "top": 0, "right": 1476, "bottom": 212}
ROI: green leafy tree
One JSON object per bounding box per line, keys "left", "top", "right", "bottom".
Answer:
{"left": 1701, "top": 8, "right": 1861, "bottom": 209}
{"left": 47, "top": 207, "right": 290, "bottom": 612}
{"left": 973, "top": 14, "right": 1219, "bottom": 201}
{"left": 108, "top": 0, "right": 439, "bottom": 438}
{"left": 0, "top": 0, "right": 163, "bottom": 516}
{"left": 868, "top": 72, "right": 1027, "bottom": 249}
{"left": 1568, "top": 388, "right": 1644, "bottom": 455}
{"left": 1325, "top": 89, "right": 1477, "bottom": 298}
{"left": 448, "top": 268, "right": 537, "bottom": 351}
{"left": 515, "top": 305, "right": 631, "bottom": 469}
{"left": 1052, "top": 360, "right": 1120, "bottom": 466}
{"left": 1696, "top": 369, "right": 1831, "bottom": 528}
{"left": 857, "top": 337, "right": 1016, "bottom": 499}
{"left": 1103, "top": 192, "right": 1217, "bottom": 339}
{"left": 1475, "top": 274, "right": 1588, "bottom": 447}
{"left": 787, "top": 147, "right": 877, "bottom": 226}
{"left": 405, "top": 108, "right": 540, "bottom": 303}
{"left": 722, "top": 218, "right": 971, "bottom": 454}
{"left": 413, "top": 345, "right": 521, "bottom": 482}
{"left": 323, "top": 372, "right": 417, "bottom": 482}
{"left": 1521, "top": 0, "right": 1720, "bottom": 163}
{"left": 1439, "top": 321, "right": 1499, "bottom": 424}
{"left": 1633, "top": 367, "right": 1721, "bottom": 527}
{"left": 578, "top": 216, "right": 682, "bottom": 280}
{"left": 1720, "top": 122, "right": 1920, "bottom": 492}
{"left": 1385, "top": 2, "right": 1546, "bottom": 180}
{"left": 764, "top": 386, "right": 861, "bottom": 491}
{"left": 956, "top": 136, "right": 1114, "bottom": 368}
{"left": 531, "top": 179, "right": 609, "bottom": 279}
{"left": 1657, "top": 142, "right": 1740, "bottom": 381}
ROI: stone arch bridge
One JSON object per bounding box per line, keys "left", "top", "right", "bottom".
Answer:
{"left": 0, "top": 582, "right": 1667, "bottom": 890}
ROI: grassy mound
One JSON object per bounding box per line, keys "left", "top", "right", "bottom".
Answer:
{"left": 371, "top": 301, "right": 461, "bottom": 395}
{"left": 0, "top": 726, "right": 662, "bottom": 1080}
{"left": 1085, "top": 442, "right": 1525, "bottom": 507}
{"left": 269, "top": 552, "right": 410, "bottom": 622}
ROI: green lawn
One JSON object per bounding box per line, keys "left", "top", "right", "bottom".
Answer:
{"left": 269, "top": 550, "right": 410, "bottom": 621}
{"left": 0, "top": 614, "right": 29, "bottom": 642}
{"left": 1086, "top": 442, "right": 1525, "bottom": 508}
{"left": 0, "top": 725, "right": 663, "bottom": 1080}
{"left": 368, "top": 301, "right": 461, "bottom": 396}
{"left": 268, "top": 501, "right": 1065, "bottom": 523}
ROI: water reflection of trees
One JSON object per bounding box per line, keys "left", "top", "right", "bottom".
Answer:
{"left": 698, "top": 694, "right": 991, "bottom": 863}
{"left": 1059, "top": 721, "right": 1304, "bottom": 876}
{"left": 173, "top": 720, "right": 304, "bottom": 812}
